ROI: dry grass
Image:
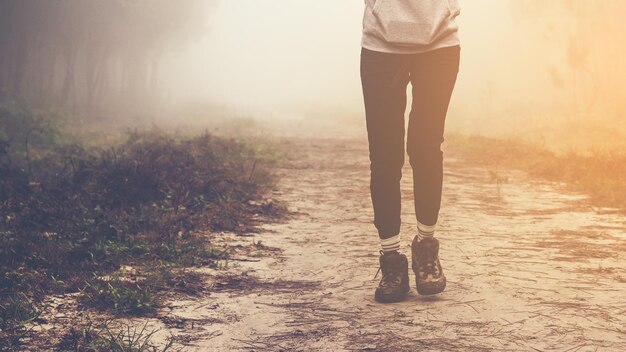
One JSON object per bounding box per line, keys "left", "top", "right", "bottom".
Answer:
{"left": 446, "top": 133, "right": 626, "bottom": 212}
{"left": 0, "top": 104, "right": 287, "bottom": 349}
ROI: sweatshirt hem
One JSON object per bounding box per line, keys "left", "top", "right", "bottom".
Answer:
{"left": 362, "top": 31, "right": 460, "bottom": 55}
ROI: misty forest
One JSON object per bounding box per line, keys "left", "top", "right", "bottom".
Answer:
{"left": 0, "top": 0, "right": 213, "bottom": 115}
{"left": 1, "top": 0, "right": 625, "bottom": 351}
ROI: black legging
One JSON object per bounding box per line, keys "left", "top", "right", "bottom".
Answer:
{"left": 360, "top": 45, "right": 460, "bottom": 240}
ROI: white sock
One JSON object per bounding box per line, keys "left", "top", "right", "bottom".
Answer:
{"left": 417, "top": 221, "right": 436, "bottom": 242}
{"left": 380, "top": 234, "right": 401, "bottom": 253}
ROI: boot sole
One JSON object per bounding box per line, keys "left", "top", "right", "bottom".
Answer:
{"left": 374, "top": 284, "right": 410, "bottom": 303}
{"left": 415, "top": 275, "right": 446, "bottom": 296}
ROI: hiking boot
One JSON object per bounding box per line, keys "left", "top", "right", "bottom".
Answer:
{"left": 411, "top": 236, "right": 446, "bottom": 295}
{"left": 374, "top": 251, "right": 410, "bottom": 303}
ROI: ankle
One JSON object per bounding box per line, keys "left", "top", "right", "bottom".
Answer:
{"left": 417, "top": 221, "right": 436, "bottom": 242}
{"left": 380, "top": 234, "right": 401, "bottom": 253}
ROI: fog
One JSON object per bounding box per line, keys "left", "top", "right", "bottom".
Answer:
{"left": 160, "top": 1, "right": 363, "bottom": 117}
{"left": 160, "top": 0, "right": 626, "bottom": 150}
{"left": 1, "top": 1, "right": 625, "bottom": 150}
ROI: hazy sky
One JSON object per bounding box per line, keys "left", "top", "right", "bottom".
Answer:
{"left": 159, "top": 0, "right": 621, "bottom": 139}
{"left": 161, "top": 1, "right": 363, "bottom": 112}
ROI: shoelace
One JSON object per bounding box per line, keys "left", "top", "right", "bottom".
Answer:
{"left": 374, "top": 251, "right": 403, "bottom": 287}
{"left": 374, "top": 250, "right": 385, "bottom": 279}
{"left": 374, "top": 266, "right": 381, "bottom": 279}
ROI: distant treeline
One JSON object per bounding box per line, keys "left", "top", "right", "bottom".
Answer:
{"left": 0, "top": 0, "right": 213, "bottom": 116}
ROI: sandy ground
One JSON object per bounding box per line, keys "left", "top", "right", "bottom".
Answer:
{"left": 31, "top": 121, "right": 626, "bottom": 351}
{"left": 145, "top": 127, "right": 626, "bottom": 352}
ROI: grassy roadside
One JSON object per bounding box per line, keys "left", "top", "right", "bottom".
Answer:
{"left": 445, "top": 132, "right": 626, "bottom": 212}
{"left": 0, "top": 103, "right": 287, "bottom": 350}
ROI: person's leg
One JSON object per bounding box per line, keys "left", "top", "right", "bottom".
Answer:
{"left": 407, "top": 45, "right": 460, "bottom": 234}
{"left": 407, "top": 45, "right": 460, "bottom": 295}
{"left": 360, "top": 47, "right": 410, "bottom": 249}
{"left": 360, "top": 47, "right": 411, "bottom": 303}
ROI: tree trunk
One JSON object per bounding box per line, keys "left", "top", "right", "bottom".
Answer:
{"left": 59, "top": 43, "right": 76, "bottom": 108}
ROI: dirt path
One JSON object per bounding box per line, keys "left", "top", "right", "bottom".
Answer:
{"left": 162, "top": 133, "right": 626, "bottom": 351}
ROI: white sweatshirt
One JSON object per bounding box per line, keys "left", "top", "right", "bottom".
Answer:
{"left": 362, "top": 0, "right": 461, "bottom": 54}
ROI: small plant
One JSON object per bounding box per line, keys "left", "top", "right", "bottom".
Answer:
{"left": 57, "top": 319, "right": 178, "bottom": 352}
{"left": 151, "top": 232, "right": 229, "bottom": 268}
{"left": 80, "top": 274, "right": 159, "bottom": 316}
{"left": 0, "top": 292, "right": 41, "bottom": 351}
